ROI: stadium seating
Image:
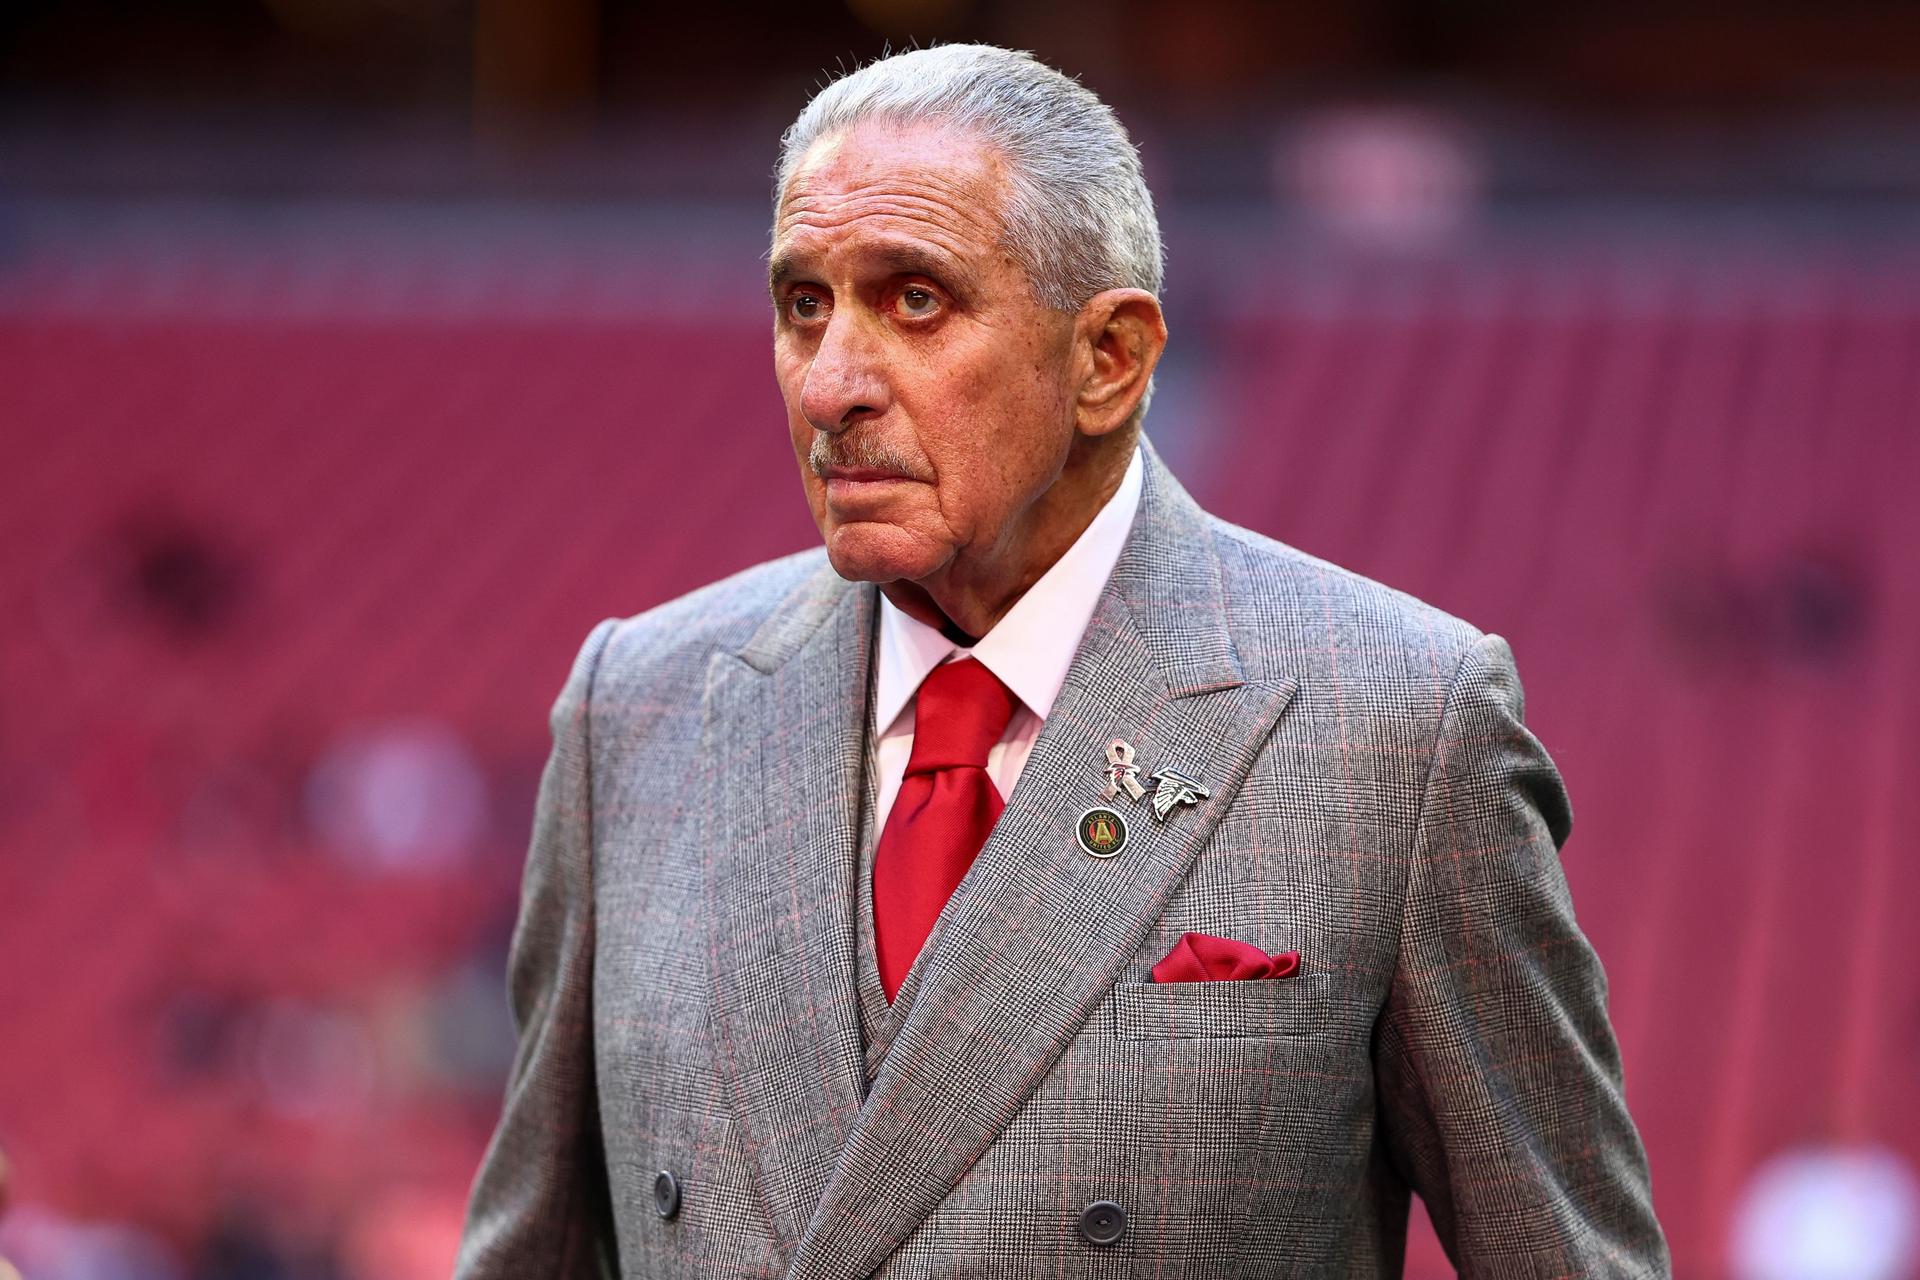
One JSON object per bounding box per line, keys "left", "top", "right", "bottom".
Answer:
{"left": 1, "top": 242, "right": 1914, "bottom": 1275}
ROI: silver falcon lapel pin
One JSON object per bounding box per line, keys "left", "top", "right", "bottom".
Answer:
{"left": 1147, "top": 768, "right": 1209, "bottom": 821}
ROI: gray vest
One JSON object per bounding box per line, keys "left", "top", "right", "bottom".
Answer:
{"left": 853, "top": 721, "right": 913, "bottom": 1084}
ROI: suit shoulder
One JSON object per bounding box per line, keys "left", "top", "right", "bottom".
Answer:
{"left": 590, "top": 547, "right": 831, "bottom": 691}
{"left": 1205, "top": 515, "right": 1486, "bottom": 686}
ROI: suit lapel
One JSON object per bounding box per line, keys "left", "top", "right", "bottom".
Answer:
{"left": 702, "top": 565, "right": 875, "bottom": 1262}
{"left": 787, "top": 450, "right": 1301, "bottom": 1280}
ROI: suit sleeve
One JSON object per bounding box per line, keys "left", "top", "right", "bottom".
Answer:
{"left": 1374, "top": 634, "right": 1670, "bottom": 1278}
{"left": 455, "top": 619, "right": 621, "bottom": 1280}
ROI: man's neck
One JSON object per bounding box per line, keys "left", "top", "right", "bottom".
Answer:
{"left": 881, "top": 434, "right": 1136, "bottom": 638}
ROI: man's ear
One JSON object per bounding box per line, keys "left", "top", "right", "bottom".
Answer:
{"left": 1072, "top": 289, "right": 1167, "bottom": 437}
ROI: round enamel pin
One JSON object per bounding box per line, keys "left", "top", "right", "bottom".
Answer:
{"left": 1076, "top": 806, "right": 1129, "bottom": 859}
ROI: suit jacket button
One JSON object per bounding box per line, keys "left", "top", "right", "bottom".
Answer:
{"left": 1078, "top": 1200, "right": 1125, "bottom": 1246}
{"left": 653, "top": 1170, "right": 682, "bottom": 1220}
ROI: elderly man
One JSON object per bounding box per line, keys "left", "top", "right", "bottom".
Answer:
{"left": 456, "top": 44, "right": 1667, "bottom": 1279}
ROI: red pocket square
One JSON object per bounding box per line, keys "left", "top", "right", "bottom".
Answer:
{"left": 1151, "top": 932, "right": 1301, "bottom": 983}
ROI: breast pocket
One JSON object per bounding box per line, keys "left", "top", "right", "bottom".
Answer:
{"left": 1110, "top": 973, "right": 1332, "bottom": 1039}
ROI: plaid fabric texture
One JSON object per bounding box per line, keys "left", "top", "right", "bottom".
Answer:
{"left": 454, "top": 444, "right": 1669, "bottom": 1279}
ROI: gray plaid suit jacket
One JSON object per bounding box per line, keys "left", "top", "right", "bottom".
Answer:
{"left": 455, "top": 445, "right": 1668, "bottom": 1278}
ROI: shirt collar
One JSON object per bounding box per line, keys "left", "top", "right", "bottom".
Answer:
{"left": 874, "top": 446, "right": 1145, "bottom": 732}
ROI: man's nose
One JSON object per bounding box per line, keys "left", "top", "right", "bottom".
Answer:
{"left": 801, "top": 310, "right": 890, "bottom": 433}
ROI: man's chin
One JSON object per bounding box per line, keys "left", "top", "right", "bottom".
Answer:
{"left": 822, "top": 522, "right": 948, "bottom": 586}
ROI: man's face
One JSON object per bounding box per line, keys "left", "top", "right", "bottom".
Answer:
{"left": 770, "top": 121, "right": 1081, "bottom": 589}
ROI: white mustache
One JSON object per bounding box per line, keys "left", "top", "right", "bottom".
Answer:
{"left": 808, "top": 434, "right": 928, "bottom": 481}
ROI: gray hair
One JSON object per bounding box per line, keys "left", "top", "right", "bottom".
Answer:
{"left": 773, "top": 44, "right": 1164, "bottom": 315}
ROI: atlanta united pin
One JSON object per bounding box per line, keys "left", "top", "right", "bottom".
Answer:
{"left": 1076, "top": 806, "right": 1129, "bottom": 859}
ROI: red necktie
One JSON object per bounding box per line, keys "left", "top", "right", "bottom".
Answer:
{"left": 872, "top": 657, "right": 1018, "bottom": 1002}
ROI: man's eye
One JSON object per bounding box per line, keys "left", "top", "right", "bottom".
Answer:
{"left": 898, "top": 287, "right": 938, "bottom": 317}
{"left": 789, "top": 293, "right": 825, "bottom": 322}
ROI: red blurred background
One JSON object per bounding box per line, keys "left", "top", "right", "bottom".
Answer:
{"left": 2, "top": 2, "right": 1917, "bottom": 1277}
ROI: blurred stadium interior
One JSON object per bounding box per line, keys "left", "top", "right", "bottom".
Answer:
{"left": 2, "top": 2, "right": 1918, "bottom": 1277}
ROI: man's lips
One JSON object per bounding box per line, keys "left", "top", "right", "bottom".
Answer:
{"left": 821, "top": 468, "right": 917, "bottom": 484}
{"left": 819, "top": 467, "right": 924, "bottom": 513}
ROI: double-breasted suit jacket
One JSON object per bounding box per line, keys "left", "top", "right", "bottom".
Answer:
{"left": 455, "top": 448, "right": 1668, "bottom": 1278}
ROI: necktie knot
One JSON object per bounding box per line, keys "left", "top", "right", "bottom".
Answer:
{"left": 904, "top": 657, "right": 1018, "bottom": 775}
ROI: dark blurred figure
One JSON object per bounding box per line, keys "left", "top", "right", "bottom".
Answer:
{"left": 0, "top": 1146, "right": 18, "bottom": 1280}
{"left": 194, "top": 1206, "right": 336, "bottom": 1280}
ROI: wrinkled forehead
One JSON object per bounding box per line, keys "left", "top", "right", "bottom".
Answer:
{"left": 771, "top": 121, "right": 1013, "bottom": 273}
